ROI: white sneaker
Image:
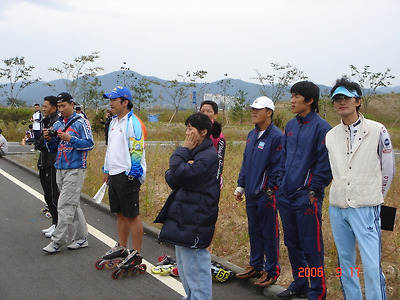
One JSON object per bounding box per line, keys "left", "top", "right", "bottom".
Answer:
{"left": 43, "top": 241, "right": 61, "bottom": 253}
{"left": 42, "top": 224, "right": 56, "bottom": 234}
{"left": 45, "top": 225, "right": 56, "bottom": 238}
{"left": 67, "top": 237, "right": 88, "bottom": 250}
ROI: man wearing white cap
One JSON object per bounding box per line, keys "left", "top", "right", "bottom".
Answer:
{"left": 326, "top": 77, "right": 395, "bottom": 300}
{"left": 234, "top": 96, "right": 284, "bottom": 287}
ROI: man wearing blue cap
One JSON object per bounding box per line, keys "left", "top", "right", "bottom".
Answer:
{"left": 326, "top": 77, "right": 395, "bottom": 300}
{"left": 100, "top": 86, "right": 147, "bottom": 267}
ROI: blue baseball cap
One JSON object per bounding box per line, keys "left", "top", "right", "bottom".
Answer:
{"left": 103, "top": 86, "right": 132, "bottom": 101}
{"left": 331, "top": 86, "right": 359, "bottom": 99}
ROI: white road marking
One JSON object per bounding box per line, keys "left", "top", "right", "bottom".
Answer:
{"left": 0, "top": 168, "right": 186, "bottom": 297}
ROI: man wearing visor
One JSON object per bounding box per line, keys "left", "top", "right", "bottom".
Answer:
{"left": 326, "top": 77, "right": 395, "bottom": 300}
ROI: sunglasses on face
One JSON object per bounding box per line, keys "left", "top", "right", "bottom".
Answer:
{"left": 332, "top": 95, "right": 353, "bottom": 103}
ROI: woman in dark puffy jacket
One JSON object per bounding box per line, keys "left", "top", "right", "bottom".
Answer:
{"left": 154, "top": 112, "right": 220, "bottom": 300}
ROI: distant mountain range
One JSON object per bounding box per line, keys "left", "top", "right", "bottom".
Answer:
{"left": 1, "top": 70, "right": 399, "bottom": 107}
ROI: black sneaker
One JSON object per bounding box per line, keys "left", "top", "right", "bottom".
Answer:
{"left": 277, "top": 289, "right": 308, "bottom": 299}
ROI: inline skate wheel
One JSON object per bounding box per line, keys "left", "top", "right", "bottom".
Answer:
{"left": 105, "top": 261, "right": 117, "bottom": 270}
{"left": 138, "top": 264, "right": 147, "bottom": 274}
{"left": 121, "top": 269, "right": 130, "bottom": 278}
{"left": 111, "top": 269, "right": 120, "bottom": 280}
{"left": 95, "top": 260, "right": 105, "bottom": 270}
{"left": 129, "top": 267, "right": 138, "bottom": 275}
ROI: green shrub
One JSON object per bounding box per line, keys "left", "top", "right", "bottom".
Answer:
{"left": 0, "top": 107, "right": 32, "bottom": 125}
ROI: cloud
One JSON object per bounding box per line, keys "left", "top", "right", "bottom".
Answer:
{"left": 0, "top": 0, "right": 70, "bottom": 19}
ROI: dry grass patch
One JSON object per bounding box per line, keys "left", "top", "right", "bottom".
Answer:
{"left": 9, "top": 96, "right": 400, "bottom": 299}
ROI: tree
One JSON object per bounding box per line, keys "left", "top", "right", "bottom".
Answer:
{"left": 0, "top": 56, "right": 41, "bottom": 106}
{"left": 48, "top": 51, "right": 103, "bottom": 98}
{"left": 131, "top": 77, "right": 154, "bottom": 113}
{"left": 232, "top": 89, "right": 249, "bottom": 125}
{"left": 349, "top": 65, "right": 395, "bottom": 114}
{"left": 319, "top": 88, "right": 333, "bottom": 120}
{"left": 6, "top": 98, "right": 27, "bottom": 107}
{"left": 79, "top": 77, "right": 105, "bottom": 111}
{"left": 116, "top": 62, "right": 154, "bottom": 113}
{"left": 255, "top": 62, "right": 308, "bottom": 103}
{"left": 154, "top": 70, "right": 207, "bottom": 123}
{"left": 217, "top": 73, "right": 234, "bottom": 124}
{"left": 192, "top": 78, "right": 209, "bottom": 112}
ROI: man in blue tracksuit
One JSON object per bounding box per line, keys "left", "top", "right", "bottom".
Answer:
{"left": 43, "top": 92, "right": 94, "bottom": 254}
{"left": 234, "top": 96, "right": 284, "bottom": 287}
{"left": 276, "top": 81, "right": 332, "bottom": 300}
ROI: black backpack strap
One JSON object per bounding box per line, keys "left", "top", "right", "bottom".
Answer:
{"left": 63, "top": 116, "right": 82, "bottom": 132}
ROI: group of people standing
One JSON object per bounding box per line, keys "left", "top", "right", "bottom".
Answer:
{"left": 234, "top": 78, "right": 395, "bottom": 300}
{"left": 24, "top": 77, "right": 394, "bottom": 300}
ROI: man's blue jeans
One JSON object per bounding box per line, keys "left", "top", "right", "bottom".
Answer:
{"left": 175, "top": 245, "right": 212, "bottom": 300}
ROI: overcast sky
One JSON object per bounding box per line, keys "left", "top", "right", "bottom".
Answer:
{"left": 1, "top": 0, "right": 400, "bottom": 87}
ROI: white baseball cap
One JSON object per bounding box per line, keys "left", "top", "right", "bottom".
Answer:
{"left": 248, "top": 96, "right": 275, "bottom": 111}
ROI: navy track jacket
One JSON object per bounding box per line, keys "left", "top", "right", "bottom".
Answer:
{"left": 237, "top": 122, "right": 284, "bottom": 199}
{"left": 279, "top": 111, "right": 332, "bottom": 199}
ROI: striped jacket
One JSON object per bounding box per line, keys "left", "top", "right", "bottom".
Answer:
{"left": 46, "top": 112, "right": 94, "bottom": 169}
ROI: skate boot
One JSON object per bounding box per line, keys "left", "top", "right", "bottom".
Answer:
{"left": 119, "top": 250, "right": 143, "bottom": 269}
{"left": 151, "top": 263, "right": 175, "bottom": 275}
{"left": 211, "top": 261, "right": 235, "bottom": 282}
{"left": 103, "top": 244, "right": 130, "bottom": 260}
{"left": 156, "top": 255, "right": 176, "bottom": 266}
{"left": 152, "top": 254, "right": 175, "bottom": 274}
{"left": 112, "top": 250, "right": 147, "bottom": 279}
{"left": 95, "top": 244, "right": 130, "bottom": 270}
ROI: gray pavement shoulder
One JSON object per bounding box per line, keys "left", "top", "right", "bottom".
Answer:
{"left": 1, "top": 154, "right": 302, "bottom": 299}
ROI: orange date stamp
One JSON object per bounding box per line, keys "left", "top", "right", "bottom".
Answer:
{"left": 336, "top": 267, "right": 361, "bottom": 277}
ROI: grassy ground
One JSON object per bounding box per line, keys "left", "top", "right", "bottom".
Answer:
{"left": 6, "top": 94, "right": 400, "bottom": 299}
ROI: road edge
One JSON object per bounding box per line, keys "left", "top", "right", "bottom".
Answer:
{"left": 2, "top": 155, "right": 288, "bottom": 299}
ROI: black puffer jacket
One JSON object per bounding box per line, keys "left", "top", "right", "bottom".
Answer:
{"left": 154, "top": 138, "right": 220, "bottom": 249}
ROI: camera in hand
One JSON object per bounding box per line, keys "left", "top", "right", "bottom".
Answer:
{"left": 47, "top": 129, "right": 58, "bottom": 137}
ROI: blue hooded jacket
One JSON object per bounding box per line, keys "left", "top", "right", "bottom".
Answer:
{"left": 279, "top": 111, "right": 332, "bottom": 201}
{"left": 237, "top": 122, "right": 284, "bottom": 199}
{"left": 46, "top": 112, "right": 94, "bottom": 169}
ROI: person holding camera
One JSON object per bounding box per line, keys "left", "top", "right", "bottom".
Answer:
{"left": 43, "top": 92, "right": 94, "bottom": 254}
{"left": 34, "top": 96, "right": 60, "bottom": 237}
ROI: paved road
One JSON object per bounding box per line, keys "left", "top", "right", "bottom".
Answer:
{"left": 0, "top": 157, "right": 269, "bottom": 300}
